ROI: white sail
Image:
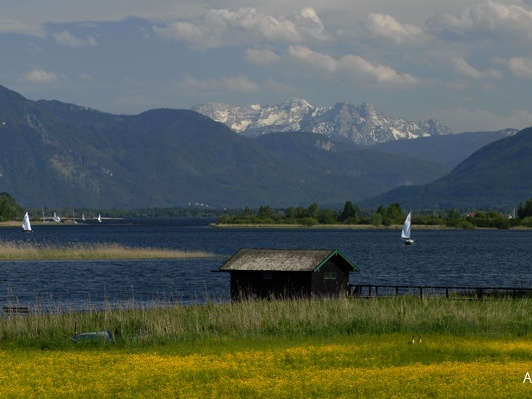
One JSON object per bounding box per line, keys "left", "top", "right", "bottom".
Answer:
{"left": 97, "top": 214, "right": 102, "bottom": 223}
{"left": 401, "top": 212, "right": 411, "bottom": 240}
{"left": 22, "top": 212, "right": 32, "bottom": 232}
{"left": 82, "top": 213, "right": 86, "bottom": 221}
{"left": 401, "top": 211, "right": 414, "bottom": 244}
{"left": 53, "top": 212, "right": 61, "bottom": 222}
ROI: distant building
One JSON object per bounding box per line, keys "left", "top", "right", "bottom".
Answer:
{"left": 218, "top": 248, "right": 359, "bottom": 300}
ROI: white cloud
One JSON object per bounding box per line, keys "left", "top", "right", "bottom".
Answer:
{"left": 287, "top": 45, "right": 418, "bottom": 85}
{"left": 504, "top": 57, "right": 532, "bottom": 78}
{"left": 287, "top": 45, "right": 337, "bottom": 73}
{"left": 427, "top": 1, "right": 532, "bottom": 42}
{"left": 452, "top": 57, "right": 502, "bottom": 79}
{"left": 19, "top": 67, "right": 58, "bottom": 83}
{"left": 153, "top": 7, "right": 327, "bottom": 49}
{"left": 52, "top": 30, "right": 97, "bottom": 47}
{"left": 360, "top": 13, "right": 425, "bottom": 44}
{"left": 339, "top": 55, "right": 418, "bottom": 84}
{"left": 293, "top": 7, "right": 327, "bottom": 40}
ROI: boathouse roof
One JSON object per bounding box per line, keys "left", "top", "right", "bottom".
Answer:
{"left": 219, "top": 248, "right": 359, "bottom": 272}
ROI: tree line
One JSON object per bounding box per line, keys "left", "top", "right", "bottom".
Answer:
{"left": 216, "top": 201, "right": 532, "bottom": 229}
{"left": 5, "top": 191, "right": 532, "bottom": 229}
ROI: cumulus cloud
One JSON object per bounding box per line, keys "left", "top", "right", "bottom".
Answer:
{"left": 452, "top": 57, "right": 502, "bottom": 79}
{"left": 427, "top": 1, "right": 532, "bottom": 42}
{"left": 360, "top": 13, "right": 425, "bottom": 44}
{"left": 52, "top": 30, "right": 97, "bottom": 47}
{"left": 287, "top": 45, "right": 337, "bottom": 73}
{"left": 19, "top": 67, "right": 58, "bottom": 83}
{"left": 153, "top": 7, "right": 326, "bottom": 49}
{"left": 502, "top": 57, "right": 532, "bottom": 78}
{"left": 287, "top": 45, "right": 418, "bottom": 85}
{"left": 293, "top": 7, "right": 326, "bottom": 40}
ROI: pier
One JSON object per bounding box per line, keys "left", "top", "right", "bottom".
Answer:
{"left": 349, "top": 284, "right": 532, "bottom": 300}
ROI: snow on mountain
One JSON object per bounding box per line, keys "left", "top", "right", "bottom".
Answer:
{"left": 192, "top": 98, "right": 452, "bottom": 145}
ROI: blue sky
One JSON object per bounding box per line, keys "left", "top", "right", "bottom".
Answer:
{"left": 2, "top": 0, "right": 532, "bottom": 132}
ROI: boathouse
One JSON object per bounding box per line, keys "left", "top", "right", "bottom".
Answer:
{"left": 218, "top": 249, "right": 359, "bottom": 300}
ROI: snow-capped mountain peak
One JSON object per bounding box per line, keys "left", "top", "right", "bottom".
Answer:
{"left": 192, "top": 99, "right": 452, "bottom": 145}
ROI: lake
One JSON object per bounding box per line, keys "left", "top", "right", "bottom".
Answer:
{"left": 1, "top": 218, "right": 531, "bottom": 311}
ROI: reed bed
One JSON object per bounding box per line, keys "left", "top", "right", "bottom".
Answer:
{"left": 1, "top": 296, "right": 531, "bottom": 347}
{"left": 0, "top": 241, "right": 212, "bottom": 260}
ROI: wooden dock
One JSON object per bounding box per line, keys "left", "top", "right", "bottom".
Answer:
{"left": 349, "top": 284, "right": 532, "bottom": 300}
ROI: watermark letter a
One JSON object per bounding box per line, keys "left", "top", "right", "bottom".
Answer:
{"left": 524, "top": 372, "right": 532, "bottom": 383}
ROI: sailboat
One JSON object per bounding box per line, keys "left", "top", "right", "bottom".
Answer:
{"left": 82, "top": 213, "right": 86, "bottom": 222}
{"left": 52, "top": 212, "right": 61, "bottom": 222}
{"left": 97, "top": 214, "right": 102, "bottom": 223}
{"left": 22, "top": 212, "right": 32, "bottom": 233}
{"left": 401, "top": 211, "right": 414, "bottom": 245}
{"left": 72, "top": 210, "right": 77, "bottom": 224}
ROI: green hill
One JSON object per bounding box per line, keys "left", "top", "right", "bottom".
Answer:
{"left": 0, "top": 85, "right": 448, "bottom": 209}
{"left": 362, "top": 126, "right": 532, "bottom": 210}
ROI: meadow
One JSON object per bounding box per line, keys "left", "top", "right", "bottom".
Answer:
{"left": 0, "top": 297, "right": 531, "bottom": 397}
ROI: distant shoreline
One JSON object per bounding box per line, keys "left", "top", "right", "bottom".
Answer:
{"left": 0, "top": 218, "right": 120, "bottom": 227}
{"left": 212, "top": 223, "right": 452, "bottom": 230}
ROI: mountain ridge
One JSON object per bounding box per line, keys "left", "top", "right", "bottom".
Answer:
{"left": 0, "top": 85, "right": 449, "bottom": 209}
{"left": 361, "top": 126, "right": 532, "bottom": 210}
{"left": 0, "top": 84, "right": 522, "bottom": 210}
{"left": 192, "top": 98, "right": 453, "bottom": 145}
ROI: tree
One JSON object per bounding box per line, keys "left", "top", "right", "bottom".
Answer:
{"left": 308, "top": 202, "right": 319, "bottom": 219}
{"left": 0, "top": 192, "right": 21, "bottom": 221}
{"left": 258, "top": 205, "right": 274, "bottom": 220}
{"left": 339, "top": 201, "right": 358, "bottom": 223}
{"left": 376, "top": 203, "right": 403, "bottom": 225}
{"left": 317, "top": 209, "right": 337, "bottom": 224}
{"left": 518, "top": 199, "right": 532, "bottom": 218}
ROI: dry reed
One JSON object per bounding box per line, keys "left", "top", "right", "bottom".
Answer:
{"left": 0, "top": 241, "right": 213, "bottom": 260}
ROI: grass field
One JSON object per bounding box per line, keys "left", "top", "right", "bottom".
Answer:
{"left": 0, "top": 335, "right": 530, "bottom": 398}
{"left": 0, "top": 297, "right": 531, "bottom": 398}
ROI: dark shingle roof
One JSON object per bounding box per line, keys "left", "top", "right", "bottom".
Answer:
{"left": 219, "top": 248, "right": 359, "bottom": 272}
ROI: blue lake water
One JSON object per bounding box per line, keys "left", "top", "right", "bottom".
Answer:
{"left": 1, "top": 218, "right": 532, "bottom": 310}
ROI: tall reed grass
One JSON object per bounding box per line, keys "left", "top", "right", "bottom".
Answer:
{"left": 0, "top": 241, "right": 212, "bottom": 260}
{"left": 1, "top": 296, "right": 531, "bottom": 348}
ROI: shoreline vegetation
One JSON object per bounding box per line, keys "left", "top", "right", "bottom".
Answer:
{"left": 215, "top": 201, "right": 532, "bottom": 229}
{"left": 0, "top": 241, "right": 213, "bottom": 261}
{"left": 1, "top": 297, "right": 530, "bottom": 396}
{"left": 213, "top": 222, "right": 452, "bottom": 229}
{"left": 2, "top": 296, "right": 531, "bottom": 347}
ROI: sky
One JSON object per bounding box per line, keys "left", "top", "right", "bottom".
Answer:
{"left": 2, "top": 0, "right": 532, "bottom": 133}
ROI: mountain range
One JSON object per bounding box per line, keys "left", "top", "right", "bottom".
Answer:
{"left": 0, "top": 84, "right": 525, "bottom": 210}
{"left": 192, "top": 98, "right": 453, "bottom": 145}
